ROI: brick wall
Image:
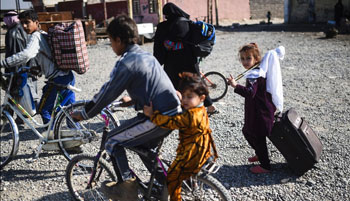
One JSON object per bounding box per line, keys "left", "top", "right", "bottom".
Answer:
{"left": 249, "top": 0, "right": 284, "bottom": 20}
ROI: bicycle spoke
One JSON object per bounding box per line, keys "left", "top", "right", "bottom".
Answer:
{"left": 66, "top": 155, "right": 116, "bottom": 201}
{"left": 55, "top": 102, "right": 119, "bottom": 163}
{"left": 181, "top": 174, "right": 230, "bottom": 201}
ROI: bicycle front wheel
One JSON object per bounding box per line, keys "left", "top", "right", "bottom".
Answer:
{"left": 0, "top": 110, "right": 19, "bottom": 169}
{"left": 203, "top": 71, "right": 228, "bottom": 102}
{"left": 181, "top": 173, "right": 232, "bottom": 201}
{"left": 54, "top": 101, "right": 119, "bottom": 162}
{"left": 66, "top": 154, "right": 116, "bottom": 201}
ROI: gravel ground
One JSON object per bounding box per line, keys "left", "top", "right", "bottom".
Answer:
{"left": 1, "top": 25, "right": 350, "bottom": 201}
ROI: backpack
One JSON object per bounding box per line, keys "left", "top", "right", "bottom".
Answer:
{"left": 47, "top": 20, "right": 89, "bottom": 74}
{"left": 184, "top": 19, "right": 216, "bottom": 58}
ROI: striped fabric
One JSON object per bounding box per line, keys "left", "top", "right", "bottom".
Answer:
{"left": 48, "top": 20, "right": 89, "bottom": 74}
{"left": 164, "top": 40, "right": 184, "bottom": 51}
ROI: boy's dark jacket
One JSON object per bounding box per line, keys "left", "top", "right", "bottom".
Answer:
{"left": 5, "top": 23, "right": 28, "bottom": 58}
{"left": 5, "top": 23, "right": 38, "bottom": 68}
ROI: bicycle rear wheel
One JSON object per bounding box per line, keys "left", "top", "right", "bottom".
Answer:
{"left": 54, "top": 101, "right": 119, "bottom": 162}
{"left": 66, "top": 154, "right": 116, "bottom": 201}
{"left": 181, "top": 173, "right": 232, "bottom": 201}
{"left": 203, "top": 71, "right": 228, "bottom": 102}
{"left": 0, "top": 110, "right": 19, "bottom": 169}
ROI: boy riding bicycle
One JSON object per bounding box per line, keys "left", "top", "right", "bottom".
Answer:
{"left": 0, "top": 10, "right": 76, "bottom": 124}
{"left": 71, "top": 15, "right": 181, "bottom": 201}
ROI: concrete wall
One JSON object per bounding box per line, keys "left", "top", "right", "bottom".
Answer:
{"left": 288, "top": 0, "right": 350, "bottom": 23}
{"left": 38, "top": 0, "right": 251, "bottom": 25}
{"left": 315, "top": 0, "right": 350, "bottom": 22}
{"left": 133, "top": 0, "right": 160, "bottom": 25}
{"left": 86, "top": 1, "right": 128, "bottom": 24}
{"left": 167, "top": 0, "right": 250, "bottom": 24}
{"left": 249, "top": 0, "right": 284, "bottom": 20}
{"left": 288, "top": 0, "right": 309, "bottom": 23}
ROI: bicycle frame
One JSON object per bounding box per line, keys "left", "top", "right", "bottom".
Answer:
{"left": 200, "top": 71, "right": 216, "bottom": 86}
{"left": 87, "top": 139, "right": 168, "bottom": 200}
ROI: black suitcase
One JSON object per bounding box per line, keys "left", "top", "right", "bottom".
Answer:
{"left": 269, "top": 108, "right": 323, "bottom": 175}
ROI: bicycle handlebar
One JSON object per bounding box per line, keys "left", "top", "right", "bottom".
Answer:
{"left": 107, "top": 101, "right": 123, "bottom": 112}
{"left": 1, "top": 66, "right": 39, "bottom": 78}
{"left": 45, "top": 81, "right": 81, "bottom": 93}
{"left": 67, "top": 85, "right": 82, "bottom": 93}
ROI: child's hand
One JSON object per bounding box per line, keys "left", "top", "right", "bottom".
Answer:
{"left": 119, "top": 96, "right": 134, "bottom": 107}
{"left": 143, "top": 102, "right": 154, "bottom": 117}
{"left": 176, "top": 90, "right": 182, "bottom": 101}
{"left": 227, "top": 74, "right": 237, "bottom": 88}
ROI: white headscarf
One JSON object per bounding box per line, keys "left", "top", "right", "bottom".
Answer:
{"left": 245, "top": 46, "right": 285, "bottom": 112}
{"left": 4, "top": 11, "right": 20, "bottom": 28}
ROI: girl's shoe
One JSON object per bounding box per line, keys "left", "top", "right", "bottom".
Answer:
{"left": 249, "top": 165, "right": 270, "bottom": 174}
{"left": 248, "top": 155, "right": 259, "bottom": 163}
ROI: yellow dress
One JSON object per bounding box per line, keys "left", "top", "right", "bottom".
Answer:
{"left": 150, "top": 106, "right": 218, "bottom": 201}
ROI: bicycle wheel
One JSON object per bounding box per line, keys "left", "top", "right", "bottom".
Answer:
{"left": 0, "top": 110, "right": 19, "bottom": 169}
{"left": 66, "top": 154, "right": 116, "bottom": 201}
{"left": 203, "top": 71, "right": 228, "bottom": 102}
{"left": 181, "top": 173, "right": 232, "bottom": 201}
{"left": 54, "top": 101, "right": 119, "bottom": 162}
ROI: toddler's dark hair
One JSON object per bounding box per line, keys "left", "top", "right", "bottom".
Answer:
{"left": 178, "top": 74, "right": 208, "bottom": 97}
{"left": 107, "top": 15, "right": 139, "bottom": 45}
{"left": 238, "top": 42, "right": 262, "bottom": 63}
{"left": 19, "top": 10, "right": 38, "bottom": 21}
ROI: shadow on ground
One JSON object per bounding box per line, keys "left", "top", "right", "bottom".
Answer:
{"left": 214, "top": 163, "right": 301, "bottom": 188}
{"left": 36, "top": 191, "right": 73, "bottom": 201}
{"left": 1, "top": 168, "right": 65, "bottom": 182}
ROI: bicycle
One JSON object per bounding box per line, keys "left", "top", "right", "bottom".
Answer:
{"left": 200, "top": 62, "right": 261, "bottom": 103}
{"left": 193, "top": 58, "right": 228, "bottom": 103}
{"left": 0, "top": 66, "right": 119, "bottom": 169}
{"left": 65, "top": 102, "right": 232, "bottom": 201}
{"left": 200, "top": 70, "right": 228, "bottom": 102}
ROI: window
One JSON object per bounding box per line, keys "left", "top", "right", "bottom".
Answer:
{"left": 148, "top": 0, "right": 157, "bottom": 14}
{"left": 133, "top": 0, "right": 141, "bottom": 15}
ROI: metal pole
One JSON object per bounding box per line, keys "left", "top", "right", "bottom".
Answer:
{"left": 209, "top": 0, "right": 213, "bottom": 24}
{"left": 215, "top": 0, "right": 219, "bottom": 26}
{"left": 15, "top": 0, "right": 20, "bottom": 13}
{"left": 157, "top": 0, "right": 163, "bottom": 23}
{"left": 103, "top": 0, "right": 107, "bottom": 27}
{"left": 127, "top": 0, "right": 133, "bottom": 19}
{"left": 207, "top": 0, "right": 209, "bottom": 23}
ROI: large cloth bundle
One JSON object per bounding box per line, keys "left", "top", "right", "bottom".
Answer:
{"left": 48, "top": 20, "right": 89, "bottom": 74}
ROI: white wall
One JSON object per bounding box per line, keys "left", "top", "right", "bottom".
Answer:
{"left": 1, "top": 0, "right": 33, "bottom": 10}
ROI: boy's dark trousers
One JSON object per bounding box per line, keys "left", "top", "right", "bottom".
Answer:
{"left": 107, "top": 114, "right": 171, "bottom": 183}
{"left": 243, "top": 131, "right": 271, "bottom": 170}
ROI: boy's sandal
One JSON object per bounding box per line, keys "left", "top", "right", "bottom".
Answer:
{"left": 248, "top": 155, "right": 259, "bottom": 163}
{"left": 250, "top": 165, "right": 270, "bottom": 174}
{"left": 208, "top": 109, "right": 220, "bottom": 117}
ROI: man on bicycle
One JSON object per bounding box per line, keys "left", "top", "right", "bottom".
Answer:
{"left": 71, "top": 15, "right": 181, "bottom": 201}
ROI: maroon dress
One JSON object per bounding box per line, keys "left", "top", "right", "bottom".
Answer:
{"left": 234, "top": 77, "right": 276, "bottom": 169}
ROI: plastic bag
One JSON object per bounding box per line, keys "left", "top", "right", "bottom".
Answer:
{"left": 14, "top": 73, "right": 36, "bottom": 116}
